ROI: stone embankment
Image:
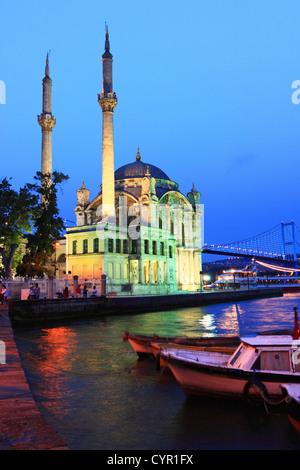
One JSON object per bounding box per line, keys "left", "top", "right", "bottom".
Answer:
{"left": 8, "top": 287, "right": 283, "bottom": 326}
{"left": 0, "top": 306, "right": 68, "bottom": 450}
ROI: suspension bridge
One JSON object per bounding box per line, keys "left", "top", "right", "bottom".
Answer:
{"left": 202, "top": 221, "right": 300, "bottom": 270}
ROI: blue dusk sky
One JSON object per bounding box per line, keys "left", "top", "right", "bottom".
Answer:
{"left": 1, "top": 0, "right": 300, "bottom": 257}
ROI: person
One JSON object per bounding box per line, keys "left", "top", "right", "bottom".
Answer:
{"left": 83, "top": 285, "right": 88, "bottom": 298}
{"left": 91, "top": 285, "right": 97, "bottom": 297}
{"left": 76, "top": 285, "right": 81, "bottom": 297}
{"left": 1, "top": 285, "right": 7, "bottom": 305}
{"left": 28, "top": 284, "right": 36, "bottom": 299}
{"left": 63, "top": 286, "right": 69, "bottom": 298}
{"left": 34, "top": 283, "right": 40, "bottom": 299}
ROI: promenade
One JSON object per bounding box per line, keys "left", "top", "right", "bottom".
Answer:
{"left": 0, "top": 305, "right": 68, "bottom": 450}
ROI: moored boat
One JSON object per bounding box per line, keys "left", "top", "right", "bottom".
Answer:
{"left": 160, "top": 332, "right": 300, "bottom": 402}
{"left": 281, "top": 384, "right": 300, "bottom": 432}
{"left": 123, "top": 332, "right": 240, "bottom": 359}
{"left": 151, "top": 341, "right": 237, "bottom": 370}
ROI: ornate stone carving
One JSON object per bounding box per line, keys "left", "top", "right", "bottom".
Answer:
{"left": 98, "top": 93, "right": 118, "bottom": 112}
{"left": 38, "top": 113, "right": 56, "bottom": 132}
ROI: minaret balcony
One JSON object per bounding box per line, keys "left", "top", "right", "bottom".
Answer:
{"left": 98, "top": 92, "right": 118, "bottom": 112}
{"left": 98, "top": 92, "right": 117, "bottom": 101}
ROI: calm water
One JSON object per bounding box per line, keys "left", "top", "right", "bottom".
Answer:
{"left": 14, "top": 293, "right": 300, "bottom": 450}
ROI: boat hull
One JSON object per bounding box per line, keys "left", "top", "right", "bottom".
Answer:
{"left": 151, "top": 342, "right": 236, "bottom": 370}
{"left": 124, "top": 333, "right": 240, "bottom": 360}
{"left": 164, "top": 354, "right": 300, "bottom": 402}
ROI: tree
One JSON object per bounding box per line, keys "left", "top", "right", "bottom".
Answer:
{"left": 0, "top": 178, "right": 38, "bottom": 278}
{"left": 17, "top": 171, "right": 69, "bottom": 277}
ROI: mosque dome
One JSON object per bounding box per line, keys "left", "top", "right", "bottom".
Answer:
{"left": 114, "top": 148, "right": 170, "bottom": 181}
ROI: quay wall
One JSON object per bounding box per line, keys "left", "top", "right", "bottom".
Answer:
{"left": 8, "top": 287, "right": 283, "bottom": 326}
{"left": 0, "top": 309, "right": 68, "bottom": 449}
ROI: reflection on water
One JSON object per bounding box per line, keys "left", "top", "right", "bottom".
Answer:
{"left": 14, "top": 294, "right": 300, "bottom": 450}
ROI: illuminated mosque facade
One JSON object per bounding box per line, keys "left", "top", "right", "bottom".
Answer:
{"left": 41, "top": 29, "right": 203, "bottom": 294}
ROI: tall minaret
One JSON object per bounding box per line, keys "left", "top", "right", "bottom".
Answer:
{"left": 98, "top": 26, "right": 117, "bottom": 218}
{"left": 37, "top": 53, "right": 56, "bottom": 194}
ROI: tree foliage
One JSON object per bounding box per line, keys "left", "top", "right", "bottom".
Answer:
{"left": 0, "top": 178, "right": 38, "bottom": 277}
{"left": 17, "top": 171, "right": 69, "bottom": 278}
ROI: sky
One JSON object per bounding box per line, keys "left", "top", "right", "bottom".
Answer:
{"left": 1, "top": 0, "right": 300, "bottom": 261}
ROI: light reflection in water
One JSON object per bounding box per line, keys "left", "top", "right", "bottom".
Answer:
{"left": 14, "top": 293, "right": 300, "bottom": 450}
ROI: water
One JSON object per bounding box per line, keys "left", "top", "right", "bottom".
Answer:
{"left": 14, "top": 293, "right": 300, "bottom": 450}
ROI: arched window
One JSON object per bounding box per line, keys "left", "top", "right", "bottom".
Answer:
{"left": 72, "top": 240, "right": 77, "bottom": 254}
{"left": 83, "top": 239, "right": 88, "bottom": 253}
{"left": 93, "top": 238, "right": 99, "bottom": 253}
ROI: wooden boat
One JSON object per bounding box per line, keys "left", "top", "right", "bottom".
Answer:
{"left": 122, "top": 332, "right": 240, "bottom": 359}
{"left": 123, "top": 329, "right": 291, "bottom": 360}
{"left": 160, "top": 333, "right": 300, "bottom": 402}
{"left": 281, "top": 384, "right": 300, "bottom": 432}
{"left": 151, "top": 341, "right": 237, "bottom": 370}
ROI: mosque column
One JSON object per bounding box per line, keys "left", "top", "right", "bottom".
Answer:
{"left": 37, "top": 54, "right": 56, "bottom": 199}
{"left": 98, "top": 26, "right": 117, "bottom": 219}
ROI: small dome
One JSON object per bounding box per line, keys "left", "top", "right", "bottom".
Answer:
{"left": 115, "top": 148, "right": 170, "bottom": 181}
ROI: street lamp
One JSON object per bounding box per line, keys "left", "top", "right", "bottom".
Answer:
{"left": 53, "top": 241, "right": 60, "bottom": 276}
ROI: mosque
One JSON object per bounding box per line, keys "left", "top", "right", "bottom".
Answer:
{"left": 39, "top": 28, "right": 203, "bottom": 294}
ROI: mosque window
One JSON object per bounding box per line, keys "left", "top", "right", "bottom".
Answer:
{"left": 131, "top": 239, "right": 137, "bottom": 254}
{"left": 116, "top": 239, "right": 121, "bottom": 253}
{"left": 169, "top": 246, "right": 173, "bottom": 258}
{"left": 170, "top": 220, "right": 174, "bottom": 235}
{"left": 72, "top": 240, "right": 77, "bottom": 254}
{"left": 93, "top": 238, "right": 99, "bottom": 253}
{"left": 144, "top": 239, "right": 149, "bottom": 254}
{"left": 108, "top": 239, "right": 114, "bottom": 253}
{"left": 152, "top": 241, "right": 157, "bottom": 255}
{"left": 83, "top": 239, "right": 88, "bottom": 253}
{"left": 160, "top": 242, "right": 164, "bottom": 256}
{"left": 123, "top": 240, "right": 128, "bottom": 254}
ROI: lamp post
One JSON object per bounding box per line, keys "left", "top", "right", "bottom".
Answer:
{"left": 53, "top": 241, "right": 60, "bottom": 276}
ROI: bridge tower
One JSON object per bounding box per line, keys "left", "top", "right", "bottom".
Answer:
{"left": 281, "top": 221, "right": 298, "bottom": 272}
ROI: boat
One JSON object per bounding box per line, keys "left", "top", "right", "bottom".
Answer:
{"left": 150, "top": 341, "right": 237, "bottom": 370}
{"left": 211, "top": 265, "right": 257, "bottom": 290}
{"left": 159, "top": 308, "right": 300, "bottom": 402}
{"left": 123, "top": 332, "right": 240, "bottom": 359}
{"left": 281, "top": 384, "right": 300, "bottom": 432}
{"left": 123, "top": 328, "right": 291, "bottom": 360}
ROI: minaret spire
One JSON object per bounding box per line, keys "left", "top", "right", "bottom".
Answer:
{"left": 37, "top": 53, "right": 56, "bottom": 201}
{"left": 98, "top": 26, "right": 117, "bottom": 218}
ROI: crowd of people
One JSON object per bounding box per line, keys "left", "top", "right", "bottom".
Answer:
{"left": 57, "top": 284, "right": 98, "bottom": 298}
{"left": 0, "top": 282, "right": 99, "bottom": 303}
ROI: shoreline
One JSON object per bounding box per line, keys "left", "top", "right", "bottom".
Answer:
{"left": 8, "top": 287, "right": 283, "bottom": 326}
{"left": 0, "top": 306, "right": 68, "bottom": 450}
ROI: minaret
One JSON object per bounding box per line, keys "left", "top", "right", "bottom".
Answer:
{"left": 37, "top": 53, "right": 56, "bottom": 195}
{"left": 98, "top": 26, "right": 117, "bottom": 218}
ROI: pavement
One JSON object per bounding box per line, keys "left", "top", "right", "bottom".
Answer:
{"left": 0, "top": 305, "right": 68, "bottom": 450}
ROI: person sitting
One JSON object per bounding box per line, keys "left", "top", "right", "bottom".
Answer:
{"left": 34, "top": 283, "right": 40, "bottom": 299}
{"left": 91, "top": 285, "right": 98, "bottom": 297}
{"left": 63, "top": 287, "right": 69, "bottom": 298}
{"left": 28, "top": 284, "right": 36, "bottom": 299}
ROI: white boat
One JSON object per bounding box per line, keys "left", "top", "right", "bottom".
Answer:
{"left": 212, "top": 266, "right": 257, "bottom": 289}
{"left": 160, "top": 333, "right": 300, "bottom": 402}
{"left": 281, "top": 384, "right": 300, "bottom": 432}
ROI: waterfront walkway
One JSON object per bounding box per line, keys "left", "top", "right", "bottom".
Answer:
{"left": 0, "top": 305, "right": 68, "bottom": 450}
